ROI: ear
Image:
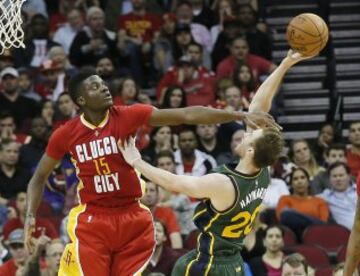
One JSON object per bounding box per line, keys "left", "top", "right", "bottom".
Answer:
{"left": 77, "top": 96, "right": 85, "bottom": 107}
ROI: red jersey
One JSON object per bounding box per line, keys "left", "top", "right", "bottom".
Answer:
{"left": 118, "top": 13, "right": 162, "bottom": 42}
{"left": 0, "top": 259, "right": 17, "bottom": 276}
{"left": 46, "top": 104, "right": 153, "bottom": 206}
{"left": 347, "top": 148, "right": 360, "bottom": 178}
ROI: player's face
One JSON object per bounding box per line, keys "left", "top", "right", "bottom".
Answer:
{"left": 81, "top": 75, "right": 113, "bottom": 111}
{"left": 235, "top": 129, "right": 263, "bottom": 157}
{"left": 291, "top": 170, "right": 309, "bottom": 195}
{"left": 349, "top": 122, "right": 360, "bottom": 147}
{"left": 326, "top": 149, "right": 346, "bottom": 165}
{"left": 330, "top": 165, "right": 351, "bottom": 192}
{"left": 264, "top": 227, "right": 283, "bottom": 253}
{"left": 293, "top": 141, "right": 311, "bottom": 164}
{"left": 156, "top": 157, "right": 176, "bottom": 173}
{"left": 281, "top": 263, "right": 306, "bottom": 276}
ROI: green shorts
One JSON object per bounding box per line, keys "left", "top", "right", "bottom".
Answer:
{"left": 171, "top": 250, "right": 244, "bottom": 276}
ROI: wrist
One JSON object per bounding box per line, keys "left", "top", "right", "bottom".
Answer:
{"left": 131, "top": 157, "right": 142, "bottom": 167}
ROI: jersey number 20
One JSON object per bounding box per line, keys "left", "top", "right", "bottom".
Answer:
{"left": 221, "top": 205, "right": 261, "bottom": 238}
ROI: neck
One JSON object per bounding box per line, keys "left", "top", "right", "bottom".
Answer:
{"left": 181, "top": 152, "right": 195, "bottom": 163}
{"left": 264, "top": 250, "right": 283, "bottom": 259}
{"left": 351, "top": 145, "right": 360, "bottom": 155}
{"left": 83, "top": 109, "right": 108, "bottom": 126}
{"left": 295, "top": 191, "right": 308, "bottom": 197}
{"left": 1, "top": 164, "right": 15, "bottom": 176}
{"left": 235, "top": 159, "right": 259, "bottom": 175}
{"left": 200, "top": 138, "right": 216, "bottom": 150}
{"left": 3, "top": 91, "right": 19, "bottom": 102}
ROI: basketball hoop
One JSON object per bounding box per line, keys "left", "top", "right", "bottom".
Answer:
{"left": 0, "top": 0, "right": 26, "bottom": 54}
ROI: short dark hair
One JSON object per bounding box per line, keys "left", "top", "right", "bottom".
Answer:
{"left": 187, "top": 42, "right": 203, "bottom": 53}
{"left": 155, "top": 150, "right": 175, "bottom": 166}
{"left": 0, "top": 111, "right": 14, "bottom": 121}
{"left": 328, "top": 161, "right": 350, "bottom": 175}
{"left": 231, "top": 36, "right": 248, "bottom": 46}
{"left": 349, "top": 121, "right": 360, "bottom": 129}
{"left": 326, "top": 143, "right": 346, "bottom": 156}
{"left": 252, "top": 128, "right": 284, "bottom": 168}
{"left": 68, "top": 69, "right": 96, "bottom": 105}
{"left": 282, "top": 253, "right": 308, "bottom": 274}
{"left": 264, "top": 225, "right": 285, "bottom": 238}
{"left": 0, "top": 138, "right": 17, "bottom": 151}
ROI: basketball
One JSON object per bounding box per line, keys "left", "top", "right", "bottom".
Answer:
{"left": 286, "top": 13, "right": 329, "bottom": 56}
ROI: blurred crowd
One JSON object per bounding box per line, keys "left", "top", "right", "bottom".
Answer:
{"left": 0, "top": 0, "right": 359, "bottom": 275}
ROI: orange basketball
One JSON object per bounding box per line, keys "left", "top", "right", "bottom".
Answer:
{"left": 286, "top": 13, "right": 329, "bottom": 56}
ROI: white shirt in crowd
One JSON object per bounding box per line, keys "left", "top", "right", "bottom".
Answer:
{"left": 262, "top": 178, "right": 290, "bottom": 209}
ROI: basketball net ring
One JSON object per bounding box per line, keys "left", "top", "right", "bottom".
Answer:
{"left": 0, "top": 0, "right": 26, "bottom": 54}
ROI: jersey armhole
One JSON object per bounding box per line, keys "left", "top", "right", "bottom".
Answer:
{"left": 209, "top": 174, "right": 241, "bottom": 215}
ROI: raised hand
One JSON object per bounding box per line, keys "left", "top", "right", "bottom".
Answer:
{"left": 118, "top": 137, "right": 142, "bottom": 166}
{"left": 282, "top": 49, "right": 317, "bottom": 67}
{"left": 244, "top": 111, "right": 282, "bottom": 130}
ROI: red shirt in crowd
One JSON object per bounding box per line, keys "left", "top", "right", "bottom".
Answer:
{"left": 153, "top": 206, "right": 181, "bottom": 235}
{"left": 0, "top": 259, "right": 17, "bottom": 276}
{"left": 118, "top": 13, "right": 162, "bottom": 42}
{"left": 347, "top": 148, "right": 360, "bottom": 178}
{"left": 157, "top": 67, "right": 216, "bottom": 106}
{"left": 216, "top": 53, "right": 273, "bottom": 82}
{"left": 46, "top": 104, "right": 153, "bottom": 207}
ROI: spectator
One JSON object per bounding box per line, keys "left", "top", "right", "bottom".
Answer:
{"left": 171, "top": 24, "right": 196, "bottom": 63}
{"left": 216, "top": 36, "right": 276, "bottom": 82}
{"left": 95, "top": 57, "right": 117, "bottom": 85}
{"left": 233, "top": 61, "right": 258, "bottom": 106}
{"left": 70, "top": 7, "right": 117, "bottom": 67}
{"left": 248, "top": 225, "right": 285, "bottom": 276}
{"left": 19, "top": 117, "right": 49, "bottom": 172}
{"left": 236, "top": 4, "right": 272, "bottom": 60}
{"left": 53, "top": 92, "right": 77, "bottom": 130}
{"left": 290, "top": 139, "right": 325, "bottom": 180}
{"left": 22, "top": 0, "right": 48, "bottom": 18}
{"left": 141, "top": 181, "right": 183, "bottom": 249}
{"left": 311, "top": 143, "right": 347, "bottom": 194}
{"left": 196, "top": 124, "right": 226, "bottom": 160}
{"left": 47, "top": 46, "right": 78, "bottom": 77}
{"left": 0, "top": 67, "right": 39, "bottom": 130}
{"left": 0, "top": 229, "right": 28, "bottom": 276}
{"left": 53, "top": 8, "right": 85, "bottom": 54}
{"left": 157, "top": 55, "right": 216, "bottom": 106}
{"left": 190, "top": 0, "right": 216, "bottom": 29}
{"left": 3, "top": 192, "right": 58, "bottom": 240}
{"left": 17, "top": 69, "right": 42, "bottom": 102}
{"left": 311, "top": 123, "right": 336, "bottom": 166}
{"left": 217, "top": 128, "right": 245, "bottom": 165}
{"left": 117, "top": 0, "right": 161, "bottom": 87}
{"left": 347, "top": 121, "right": 360, "bottom": 178}
{"left": 0, "top": 112, "right": 31, "bottom": 145}
{"left": 319, "top": 162, "right": 357, "bottom": 230}
{"left": 41, "top": 100, "right": 55, "bottom": 128}
{"left": 160, "top": 86, "right": 187, "bottom": 109}
{"left": 186, "top": 41, "right": 212, "bottom": 71}
{"left": 281, "top": 253, "right": 309, "bottom": 276}
{"left": 174, "top": 128, "right": 217, "bottom": 176}
{"left": 276, "top": 168, "right": 329, "bottom": 239}
{"left": 143, "top": 220, "right": 184, "bottom": 275}
{"left": 154, "top": 151, "right": 197, "bottom": 236}
{"left": 0, "top": 49, "right": 15, "bottom": 71}
{"left": 0, "top": 233, "right": 11, "bottom": 265}
{"left": 0, "top": 140, "right": 31, "bottom": 202}
{"left": 13, "top": 14, "right": 59, "bottom": 68}
{"left": 112, "top": 77, "right": 139, "bottom": 106}
{"left": 175, "top": 1, "right": 212, "bottom": 51}
{"left": 224, "top": 85, "right": 246, "bottom": 112}
{"left": 213, "top": 78, "right": 233, "bottom": 108}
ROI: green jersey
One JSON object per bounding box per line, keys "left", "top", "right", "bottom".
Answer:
{"left": 192, "top": 164, "right": 270, "bottom": 256}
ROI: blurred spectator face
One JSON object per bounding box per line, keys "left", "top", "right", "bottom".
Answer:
{"left": 230, "top": 38, "right": 249, "bottom": 60}
{"left": 179, "top": 130, "right": 197, "bottom": 155}
{"left": 131, "top": 0, "right": 145, "bottom": 10}
{"left": 2, "top": 75, "right": 19, "bottom": 94}
{"left": 88, "top": 9, "right": 105, "bottom": 32}
{"left": 96, "top": 58, "right": 114, "bottom": 79}
{"left": 18, "top": 72, "right": 32, "bottom": 93}
{"left": 43, "top": 69, "right": 60, "bottom": 86}
{"left": 0, "top": 116, "right": 16, "bottom": 135}
{"left": 318, "top": 124, "right": 334, "bottom": 146}
{"left": 230, "top": 129, "right": 245, "bottom": 154}
{"left": 330, "top": 164, "right": 351, "bottom": 192}
{"left": 292, "top": 141, "right": 311, "bottom": 164}
{"left": 225, "top": 86, "right": 242, "bottom": 110}
{"left": 176, "top": 31, "right": 192, "bottom": 47}
{"left": 281, "top": 263, "right": 306, "bottom": 276}
{"left": 238, "top": 65, "right": 251, "bottom": 83}
{"left": 30, "top": 117, "right": 48, "bottom": 140}
{"left": 48, "top": 46, "right": 67, "bottom": 68}
{"left": 291, "top": 169, "right": 309, "bottom": 195}
{"left": 31, "top": 15, "right": 49, "bottom": 39}
{"left": 219, "top": 0, "right": 232, "bottom": 17}
{"left": 15, "top": 192, "right": 26, "bottom": 215}
{"left": 326, "top": 149, "right": 346, "bottom": 165}
{"left": 9, "top": 242, "right": 27, "bottom": 265}
{"left": 42, "top": 101, "right": 55, "bottom": 122}
{"left": 45, "top": 242, "right": 65, "bottom": 273}
{"left": 238, "top": 5, "right": 256, "bottom": 27}
{"left": 263, "top": 227, "right": 284, "bottom": 253}
{"left": 181, "top": 63, "right": 196, "bottom": 81}
{"left": 58, "top": 94, "right": 75, "bottom": 117}
{"left": 154, "top": 221, "right": 167, "bottom": 246}
{"left": 120, "top": 79, "right": 137, "bottom": 100}
{"left": 1, "top": 141, "right": 19, "bottom": 166}
{"left": 186, "top": 44, "right": 202, "bottom": 66}
{"left": 176, "top": 4, "right": 193, "bottom": 24}
{"left": 349, "top": 122, "right": 360, "bottom": 148}
{"left": 162, "top": 14, "right": 176, "bottom": 35}
{"left": 142, "top": 182, "right": 159, "bottom": 207}
{"left": 156, "top": 156, "right": 176, "bottom": 173}
{"left": 169, "top": 88, "right": 184, "bottom": 108}
{"left": 153, "top": 126, "right": 171, "bottom": 146}
{"left": 67, "top": 9, "right": 84, "bottom": 30}
{"left": 196, "top": 124, "right": 217, "bottom": 141}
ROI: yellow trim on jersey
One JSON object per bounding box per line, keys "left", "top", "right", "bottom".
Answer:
{"left": 204, "top": 214, "right": 220, "bottom": 231}
{"left": 192, "top": 208, "right": 207, "bottom": 220}
{"left": 80, "top": 110, "right": 109, "bottom": 130}
{"left": 58, "top": 203, "right": 87, "bottom": 276}
{"left": 204, "top": 232, "right": 215, "bottom": 276}
{"left": 185, "top": 251, "right": 201, "bottom": 276}
{"left": 224, "top": 165, "right": 263, "bottom": 179}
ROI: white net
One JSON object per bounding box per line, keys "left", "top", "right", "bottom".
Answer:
{"left": 0, "top": 0, "right": 26, "bottom": 54}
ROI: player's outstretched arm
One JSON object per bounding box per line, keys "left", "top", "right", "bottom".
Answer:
{"left": 25, "top": 154, "right": 58, "bottom": 254}
{"left": 249, "top": 50, "right": 315, "bottom": 115}
{"left": 344, "top": 199, "right": 360, "bottom": 276}
{"left": 118, "top": 138, "right": 234, "bottom": 204}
